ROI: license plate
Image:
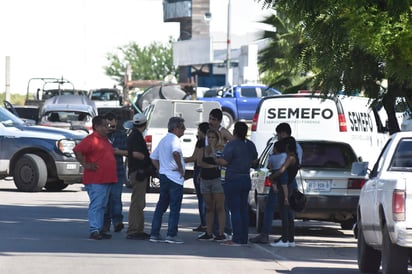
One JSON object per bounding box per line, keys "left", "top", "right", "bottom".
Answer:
{"left": 306, "top": 180, "right": 331, "bottom": 192}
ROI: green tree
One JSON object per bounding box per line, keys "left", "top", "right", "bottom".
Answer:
{"left": 257, "top": 0, "right": 412, "bottom": 133}
{"left": 259, "top": 12, "right": 315, "bottom": 93}
{"left": 104, "top": 38, "right": 177, "bottom": 87}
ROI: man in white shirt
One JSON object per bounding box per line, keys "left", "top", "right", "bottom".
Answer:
{"left": 149, "top": 117, "right": 186, "bottom": 244}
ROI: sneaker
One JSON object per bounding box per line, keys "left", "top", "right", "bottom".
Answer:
{"left": 149, "top": 235, "right": 166, "bottom": 243}
{"left": 165, "top": 236, "right": 184, "bottom": 244}
{"left": 270, "top": 240, "right": 289, "bottom": 247}
{"left": 114, "top": 223, "right": 124, "bottom": 232}
{"left": 89, "top": 231, "right": 103, "bottom": 240}
{"left": 213, "top": 234, "right": 227, "bottom": 242}
{"left": 249, "top": 234, "right": 269, "bottom": 244}
{"left": 224, "top": 233, "right": 232, "bottom": 240}
{"left": 192, "top": 225, "right": 207, "bottom": 232}
{"left": 220, "top": 240, "right": 241, "bottom": 246}
{"left": 197, "top": 233, "right": 214, "bottom": 241}
{"left": 288, "top": 241, "right": 296, "bottom": 247}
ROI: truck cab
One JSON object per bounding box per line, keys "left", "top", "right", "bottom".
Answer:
{"left": 0, "top": 105, "right": 85, "bottom": 192}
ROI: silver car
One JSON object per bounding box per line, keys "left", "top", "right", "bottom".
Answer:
{"left": 38, "top": 95, "right": 98, "bottom": 133}
{"left": 249, "top": 138, "right": 368, "bottom": 231}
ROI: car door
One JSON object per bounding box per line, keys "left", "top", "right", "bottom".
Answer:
{"left": 236, "top": 86, "right": 260, "bottom": 120}
{"left": 361, "top": 140, "right": 391, "bottom": 245}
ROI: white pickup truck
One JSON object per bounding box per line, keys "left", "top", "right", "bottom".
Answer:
{"left": 357, "top": 131, "right": 412, "bottom": 274}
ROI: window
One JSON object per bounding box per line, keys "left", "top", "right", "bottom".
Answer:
{"left": 300, "top": 142, "right": 357, "bottom": 169}
{"left": 391, "top": 138, "right": 412, "bottom": 168}
{"left": 241, "top": 87, "right": 258, "bottom": 98}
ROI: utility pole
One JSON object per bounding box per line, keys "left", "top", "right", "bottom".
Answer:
{"left": 225, "top": 0, "right": 231, "bottom": 86}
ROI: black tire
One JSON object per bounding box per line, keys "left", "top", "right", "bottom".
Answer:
{"left": 13, "top": 154, "right": 47, "bottom": 192}
{"left": 255, "top": 199, "right": 264, "bottom": 233}
{"left": 382, "top": 224, "right": 409, "bottom": 274}
{"left": 221, "top": 111, "right": 233, "bottom": 129}
{"left": 45, "top": 180, "right": 68, "bottom": 191}
{"left": 357, "top": 222, "right": 381, "bottom": 273}
{"left": 340, "top": 219, "right": 355, "bottom": 230}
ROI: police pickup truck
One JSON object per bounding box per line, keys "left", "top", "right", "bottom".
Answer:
{"left": 0, "top": 105, "right": 85, "bottom": 192}
{"left": 357, "top": 131, "right": 412, "bottom": 274}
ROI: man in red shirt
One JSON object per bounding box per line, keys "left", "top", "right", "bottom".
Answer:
{"left": 74, "top": 116, "right": 117, "bottom": 240}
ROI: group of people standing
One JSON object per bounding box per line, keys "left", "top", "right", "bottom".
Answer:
{"left": 73, "top": 107, "right": 300, "bottom": 247}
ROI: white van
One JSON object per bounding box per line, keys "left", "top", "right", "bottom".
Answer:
{"left": 251, "top": 94, "right": 390, "bottom": 167}
{"left": 143, "top": 99, "right": 221, "bottom": 173}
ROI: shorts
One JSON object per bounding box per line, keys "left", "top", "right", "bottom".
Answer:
{"left": 200, "top": 177, "right": 224, "bottom": 194}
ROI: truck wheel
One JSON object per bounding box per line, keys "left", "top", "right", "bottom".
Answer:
{"left": 357, "top": 221, "right": 381, "bottom": 273}
{"left": 13, "top": 154, "right": 47, "bottom": 192}
{"left": 45, "top": 180, "right": 68, "bottom": 191}
{"left": 382, "top": 223, "right": 408, "bottom": 274}
{"left": 255, "top": 199, "right": 264, "bottom": 233}
{"left": 221, "top": 111, "right": 233, "bottom": 129}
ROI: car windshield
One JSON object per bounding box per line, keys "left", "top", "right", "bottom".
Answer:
{"left": 259, "top": 140, "right": 358, "bottom": 170}
{"left": 300, "top": 142, "right": 357, "bottom": 169}
{"left": 0, "top": 107, "right": 25, "bottom": 127}
{"left": 45, "top": 111, "right": 91, "bottom": 123}
{"left": 91, "top": 89, "right": 119, "bottom": 101}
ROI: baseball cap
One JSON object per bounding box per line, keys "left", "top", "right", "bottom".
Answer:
{"left": 133, "top": 113, "right": 147, "bottom": 125}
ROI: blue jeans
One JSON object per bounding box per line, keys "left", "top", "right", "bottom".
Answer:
{"left": 279, "top": 180, "right": 297, "bottom": 242}
{"left": 85, "top": 183, "right": 112, "bottom": 234}
{"left": 193, "top": 166, "right": 206, "bottom": 227}
{"left": 223, "top": 174, "right": 250, "bottom": 244}
{"left": 104, "top": 172, "right": 124, "bottom": 227}
{"left": 150, "top": 174, "right": 184, "bottom": 237}
{"left": 261, "top": 186, "right": 278, "bottom": 235}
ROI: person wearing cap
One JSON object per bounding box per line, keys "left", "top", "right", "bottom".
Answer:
{"left": 102, "top": 112, "right": 128, "bottom": 234}
{"left": 126, "top": 112, "right": 152, "bottom": 240}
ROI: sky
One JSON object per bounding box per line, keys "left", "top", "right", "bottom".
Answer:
{"left": 0, "top": 0, "right": 271, "bottom": 95}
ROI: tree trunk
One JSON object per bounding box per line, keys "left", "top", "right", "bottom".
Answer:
{"left": 382, "top": 85, "right": 401, "bottom": 135}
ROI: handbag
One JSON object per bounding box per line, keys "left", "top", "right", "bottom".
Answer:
{"left": 289, "top": 188, "right": 306, "bottom": 212}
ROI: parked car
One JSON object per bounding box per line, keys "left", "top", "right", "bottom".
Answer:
{"left": 89, "top": 87, "right": 123, "bottom": 108}
{"left": 0, "top": 105, "right": 85, "bottom": 192}
{"left": 124, "top": 99, "right": 220, "bottom": 190}
{"left": 198, "top": 84, "right": 281, "bottom": 128}
{"left": 249, "top": 138, "right": 368, "bottom": 231}
{"left": 356, "top": 131, "right": 412, "bottom": 274}
{"left": 37, "top": 95, "right": 98, "bottom": 133}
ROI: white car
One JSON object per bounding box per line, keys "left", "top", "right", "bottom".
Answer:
{"left": 357, "top": 131, "right": 412, "bottom": 274}
{"left": 249, "top": 138, "right": 368, "bottom": 231}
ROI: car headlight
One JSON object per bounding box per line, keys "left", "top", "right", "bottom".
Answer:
{"left": 57, "top": 139, "right": 77, "bottom": 157}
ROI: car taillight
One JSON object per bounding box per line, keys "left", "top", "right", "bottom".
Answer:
{"left": 264, "top": 176, "right": 272, "bottom": 187}
{"left": 348, "top": 178, "right": 367, "bottom": 189}
{"left": 338, "top": 113, "right": 347, "bottom": 132}
{"left": 393, "top": 189, "right": 405, "bottom": 221}
{"left": 251, "top": 113, "right": 258, "bottom": 132}
{"left": 144, "top": 135, "right": 152, "bottom": 153}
